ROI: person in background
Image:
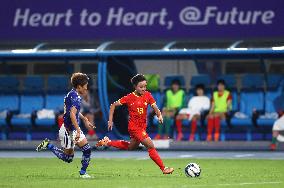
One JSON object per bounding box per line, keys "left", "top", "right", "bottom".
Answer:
{"left": 81, "top": 91, "right": 99, "bottom": 141}
{"left": 175, "top": 84, "right": 210, "bottom": 141}
{"left": 154, "top": 79, "right": 186, "bottom": 139}
{"left": 270, "top": 110, "right": 284, "bottom": 150}
{"left": 207, "top": 80, "right": 232, "bottom": 141}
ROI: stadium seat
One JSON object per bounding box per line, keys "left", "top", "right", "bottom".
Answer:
{"left": 189, "top": 74, "right": 212, "bottom": 98}
{"left": 35, "top": 94, "right": 64, "bottom": 127}
{"left": 257, "top": 74, "right": 284, "bottom": 126}
{"left": 0, "top": 76, "right": 19, "bottom": 94}
{"left": 231, "top": 74, "right": 265, "bottom": 140}
{"left": 164, "top": 75, "right": 185, "bottom": 88}
{"left": 11, "top": 95, "right": 44, "bottom": 140}
{"left": 47, "top": 75, "right": 69, "bottom": 94}
{"left": 22, "top": 75, "right": 44, "bottom": 94}
{"left": 0, "top": 94, "right": 20, "bottom": 140}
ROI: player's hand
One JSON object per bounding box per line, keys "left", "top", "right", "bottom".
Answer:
{"left": 83, "top": 117, "right": 96, "bottom": 129}
{"left": 158, "top": 115, "right": 163, "bottom": 124}
{"left": 108, "top": 121, "right": 113, "bottom": 131}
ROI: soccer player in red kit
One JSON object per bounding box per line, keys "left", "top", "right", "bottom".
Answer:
{"left": 96, "top": 74, "right": 174, "bottom": 174}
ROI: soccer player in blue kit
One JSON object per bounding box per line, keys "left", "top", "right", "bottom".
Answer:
{"left": 36, "top": 72, "right": 95, "bottom": 178}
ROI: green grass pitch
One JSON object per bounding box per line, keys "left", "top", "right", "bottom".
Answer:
{"left": 0, "top": 158, "right": 283, "bottom": 188}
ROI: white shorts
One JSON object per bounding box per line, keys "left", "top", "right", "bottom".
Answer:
{"left": 272, "top": 115, "right": 284, "bottom": 131}
{"left": 59, "top": 124, "right": 86, "bottom": 149}
{"left": 178, "top": 108, "right": 200, "bottom": 120}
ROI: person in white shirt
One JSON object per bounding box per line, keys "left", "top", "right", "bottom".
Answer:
{"left": 175, "top": 84, "right": 210, "bottom": 141}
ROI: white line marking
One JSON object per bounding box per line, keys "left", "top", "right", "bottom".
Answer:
{"left": 234, "top": 154, "right": 254, "bottom": 158}
{"left": 179, "top": 155, "right": 194, "bottom": 158}
{"left": 183, "top": 181, "right": 282, "bottom": 187}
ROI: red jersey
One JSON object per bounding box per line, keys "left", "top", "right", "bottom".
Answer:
{"left": 118, "top": 91, "right": 156, "bottom": 130}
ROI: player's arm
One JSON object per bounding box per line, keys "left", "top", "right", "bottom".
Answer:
{"left": 79, "top": 112, "right": 95, "bottom": 129}
{"left": 151, "top": 103, "right": 163, "bottom": 124}
{"left": 209, "top": 101, "right": 215, "bottom": 115}
{"left": 108, "top": 101, "right": 123, "bottom": 131}
{"left": 70, "top": 106, "right": 81, "bottom": 142}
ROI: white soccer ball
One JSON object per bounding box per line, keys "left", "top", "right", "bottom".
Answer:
{"left": 185, "top": 163, "right": 201, "bottom": 177}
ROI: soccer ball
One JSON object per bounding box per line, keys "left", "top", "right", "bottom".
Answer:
{"left": 185, "top": 163, "right": 201, "bottom": 177}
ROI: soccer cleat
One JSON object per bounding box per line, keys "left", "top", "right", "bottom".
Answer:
{"left": 95, "top": 136, "right": 110, "bottom": 147}
{"left": 80, "top": 173, "right": 92, "bottom": 179}
{"left": 36, "top": 138, "right": 50, "bottom": 152}
{"left": 163, "top": 167, "right": 174, "bottom": 174}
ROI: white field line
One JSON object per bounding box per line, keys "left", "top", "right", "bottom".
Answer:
{"left": 181, "top": 181, "right": 282, "bottom": 187}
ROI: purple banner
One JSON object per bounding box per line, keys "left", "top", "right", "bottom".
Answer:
{"left": 0, "top": 0, "right": 283, "bottom": 41}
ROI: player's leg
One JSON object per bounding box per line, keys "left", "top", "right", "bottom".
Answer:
{"left": 141, "top": 137, "right": 174, "bottom": 174}
{"left": 213, "top": 113, "right": 225, "bottom": 141}
{"left": 96, "top": 136, "right": 140, "bottom": 150}
{"left": 36, "top": 126, "right": 74, "bottom": 163}
{"left": 206, "top": 114, "right": 214, "bottom": 141}
{"left": 176, "top": 114, "right": 188, "bottom": 141}
{"left": 189, "top": 115, "right": 199, "bottom": 141}
{"left": 76, "top": 132, "right": 92, "bottom": 177}
{"left": 164, "top": 110, "right": 175, "bottom": 139}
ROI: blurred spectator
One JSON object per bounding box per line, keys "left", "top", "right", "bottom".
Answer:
{"left": 207, "top": 80, "right": 232, "bottom": 141}
{"left": 175, "top": 84, "right": 210, "bottom": 141}
{"left": 270, "top": 111, "right": 284, "bottom": 150}
{"left": 81, "top": 91, "right": 99, "bottom": 141}
{"left": 154, "top": 79, "right": 186, "bottom": 139}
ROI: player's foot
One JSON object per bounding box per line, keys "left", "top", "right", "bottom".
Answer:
{"left": 36, "top": 138, "right": 50, "bottom": 152}
{"left": 270, "top": 143, "right": 276, "bottom": 151}
{"left": 95, "top": 136, "right": 110, "bottom": 147}
{"left": 163, "top": 167, "right": 174, "bottom": 174}
{"left": 80, "top": 173, "right": 92, "bottom": 179}
{"left": 177, "top": 133, "right": 183, "bottom": 141}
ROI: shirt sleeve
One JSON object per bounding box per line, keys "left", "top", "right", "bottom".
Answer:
{"left": 118, "top": 95, "right": 129, "bottom": 105}
{"left": 148, "top": 92, "right": 156, "bottom": 106}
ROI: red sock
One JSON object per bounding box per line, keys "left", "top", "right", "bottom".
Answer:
{"left": 88, "top": 129, "right": 95, "bottom": 136}
{"left": 214, "top": 117, "right": 220, "bottom": 141}
{"left": 148, "top": 148, "right": 165, "bottom": 171}
{"left": 176, "top": 119, "right": 182, "bottom": 134}
{"left": 108, "top": 140, "right": 130, "bottom": 150}
{"left": 207, "top": 118, "right": 214, "bottom": 141}
{"left": 190, "top": 120, "right": 197, "bottom": 140}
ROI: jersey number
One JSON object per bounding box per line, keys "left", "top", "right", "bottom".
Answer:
{"left": 137, "top": 108, "right": 144, "bottom": 115}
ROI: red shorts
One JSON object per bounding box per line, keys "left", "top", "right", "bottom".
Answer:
{"left": 128, "top": 129, "right": 149, "bottom": 142}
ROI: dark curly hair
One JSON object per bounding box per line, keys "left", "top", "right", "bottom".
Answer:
{"left": 71, "top": 72, "right": 89, "bottom": 88}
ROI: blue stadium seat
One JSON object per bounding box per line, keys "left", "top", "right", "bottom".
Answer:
{"left": 23, "top": 75, "right": 44, "bottom": 94}
{"left": 35, "top": 94, "right": 64, "bottom": 127}
{"left": 164, "top": 75, "right": 185, "bottom": 88}
{"left": 0, "top": 94, "right": 19, "bottom": 140}
{"left": 11, "top": 95, "right": 44, "bottom": 136}
{"left": 189, "top": 74, "right": 212, "bottom": 98}
{"left": 257, "top": 74, "right": 284, "bottom": 126}
{"left": 47, "top": 75, "right": 69, "bottom": 94}
{"left": 0, "top": 76, "right": 19, "bottom": 94}
{"left": 190, "top": 74, "right": 211, "bottom": 87}
{"left": 231, "top": 74, "right": 265, "bottom": 140}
